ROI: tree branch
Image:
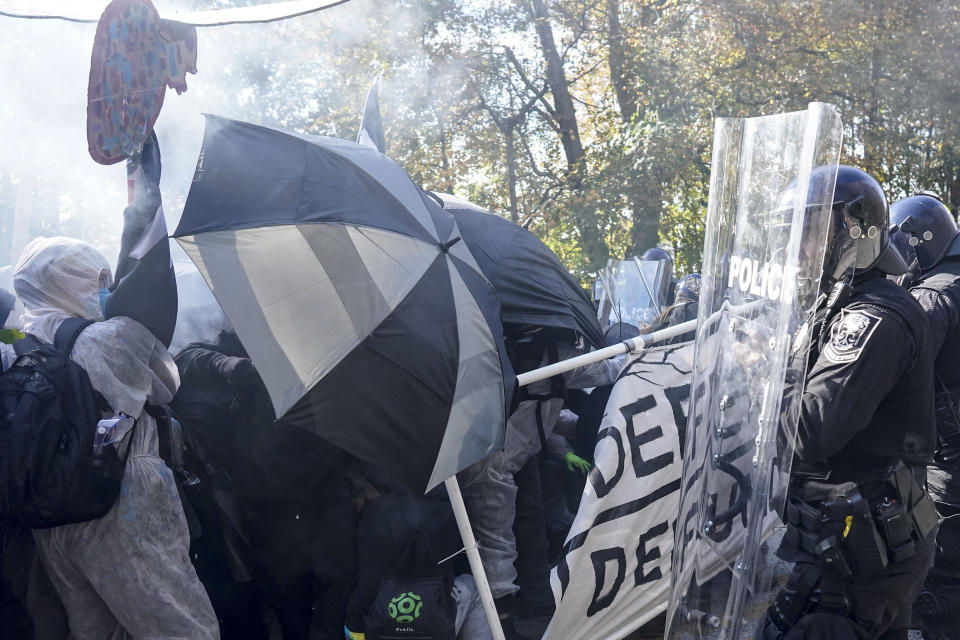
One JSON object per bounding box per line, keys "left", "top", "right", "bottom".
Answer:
{"left": 503, "top": 46, "right": 557, "bottom": 119}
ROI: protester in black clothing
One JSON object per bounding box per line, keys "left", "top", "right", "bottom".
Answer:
{"left": 344, "top": 485, "right": 491, "bottom": 640}
{"left": 174, "top": 330, "right": 260, "bottom": 468}
{"left": 173, "top": 330, "right": 358, "bottom": 640}
{"left": 172, "top": 330, "right": 272, "bottom": 639}
{"left": 0, "top": 287, "right": 34, "bottom": 639}
{"left": 760, "top": 167, "right": 939, "bottom": 640}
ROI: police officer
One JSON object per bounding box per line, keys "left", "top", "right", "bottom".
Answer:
{"left": 889, "top": 192, "right": 960, "bottom": 640}
{"left": 640, "top": 246, "right": 676, "bottom": 307}
{"left": 760, "top": 166, "right": 939, "bottom": 640}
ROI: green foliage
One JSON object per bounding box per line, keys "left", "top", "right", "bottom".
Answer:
{"left": 293, "top": 0, "right": 960, "bottom": 281}
{"left": 7, "top": 0, "right": 960, "bottom": 285}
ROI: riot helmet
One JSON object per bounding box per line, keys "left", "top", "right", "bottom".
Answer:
{"left": 604, "top": 321, "right": 641, "bottom": 347}
{"left": 639, "top": 247, "right": 675, "bottom": 306}
{"left": 889, "top": 192, "right": 959, "bottom": 277}
{"left": 675, "top": 273, "right": 701, "bottom": 304}
{"left": 640, "top": 246, "right": 673, "bottom": 264}
{"left": 778, "top": 165, "right": 908, "bottom": 289}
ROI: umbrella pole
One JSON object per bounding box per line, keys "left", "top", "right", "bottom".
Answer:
{"left": 516, "top": 318, "right": 698, "bottom": 388}
{"left": 444, "top": 476, "right": 507, "bottom": 640}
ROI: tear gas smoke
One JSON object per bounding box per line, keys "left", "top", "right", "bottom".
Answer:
{"left": 0, "top": 0, "right": 474, "bottom": 348}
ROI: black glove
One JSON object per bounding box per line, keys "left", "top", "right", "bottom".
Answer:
{"left": 224, "top": 356, "right": 260, "bottom": 389}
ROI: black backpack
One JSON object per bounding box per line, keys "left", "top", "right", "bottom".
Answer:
{"left": 0, "top": 318, "right": 127, "bottom": 528}
{"left": 364, "top": 572, "right": 457, "bottom": 640}
{"left": 350, "top": 493, "right": 460, "bottom": 640}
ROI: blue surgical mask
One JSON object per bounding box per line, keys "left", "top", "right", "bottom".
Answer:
{"left": 98, "top": 288, "right": 111, "bottom": 313}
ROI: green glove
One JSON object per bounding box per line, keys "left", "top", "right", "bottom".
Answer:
{"left": 564, "top": 451, "right": 592, "bottom": 475}
{"left": 0, "top": 329, "right": 25, "bottom": 344}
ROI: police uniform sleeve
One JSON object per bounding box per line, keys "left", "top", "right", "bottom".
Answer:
{"left": 797, "top": 305, "right": 918, "bottom": 463}
{"left": 911, "top": 286, "right": 959, "bottom": 356}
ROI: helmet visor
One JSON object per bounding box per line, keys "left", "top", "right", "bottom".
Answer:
{"left": 889, "top": 224, "right": 921, "bottom": 284}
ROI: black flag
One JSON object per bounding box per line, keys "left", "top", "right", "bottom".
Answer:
{"left": 104, "top": 131, "right": 178, "bottom": 347}
{"left": 357, "top": 72, "right": 385, "bottom": 153}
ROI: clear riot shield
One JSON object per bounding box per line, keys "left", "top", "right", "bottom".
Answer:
{"left": 666, "top": 103, "right": 843, "bottom": 639}
{"left": 595, "top": 259, "right": 665, "bottom": 332}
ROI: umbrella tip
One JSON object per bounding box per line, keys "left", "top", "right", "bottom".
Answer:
{"left": 439, "top": 236, "right": 462, "bottom": 253}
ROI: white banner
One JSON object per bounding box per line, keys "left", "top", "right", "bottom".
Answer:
{"left": 547, "top": 342, "right": 693, "bottom": 640}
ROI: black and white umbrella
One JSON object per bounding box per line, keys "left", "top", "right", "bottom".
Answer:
{"left": 432, "top": 192, "right": 605, "bottom": 348}
{"left": 173, "top": 115, "right": 514, "bottom": 493}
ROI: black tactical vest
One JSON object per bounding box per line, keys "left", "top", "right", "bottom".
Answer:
{"left": 913, "top": 260, "right": 960, "bottom": 397}
{"left": 805, "top": 276, "right": 936, "bottom": 476}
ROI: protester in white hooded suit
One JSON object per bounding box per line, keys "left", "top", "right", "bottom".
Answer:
{"left": 5, "top": 237, "right": 219, "bottom": 640}
{"left": 458, "top": 329, "right": 621, "bottom": 635}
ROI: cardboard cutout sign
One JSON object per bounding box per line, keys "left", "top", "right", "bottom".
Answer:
{"left": 1, "top": 0, "right": 349, "bottom": 26}
{"left": 86, "top": 0, "right": 197, "bottom": 164}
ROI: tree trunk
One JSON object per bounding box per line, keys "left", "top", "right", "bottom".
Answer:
{"left": 945, "top": 146, "right": 960, "bottom": 216}
{"left": 505, "top": 126, "right": 519, "bottom": 222}
{"left": 863, "top": 1, "right": 884, "bottom": 171}
{"left": 628, "top": 196, "right": 660, "bottom": 255}
{"left": 529, "top": 0, "right": 585, "bottom": 184}
{"left": 477, "top": 100, "right": 525, "bottom": 223}
{"left": 607, "top": 0, "right": 636, "bottom": 123}
{"left": 438, "top": 124, "right": 453, "bottom": 193}
{"left": 609, "top": 0, "right": 658, "bottom": 255}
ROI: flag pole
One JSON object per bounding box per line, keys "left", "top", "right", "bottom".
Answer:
{"left": 444, "top": 476, "right": 507, "bottom": 640}
{"left": 443, "top": 321, "right": 701, "bottom": 640}
{"left": 126, "top": 156, "right": 143, "bottom": 206}
{"left": 516, "top": 318, "right": 698, "bottom": 388}
{"left": 517, "top": 297, "right": 770, "bottom": 388}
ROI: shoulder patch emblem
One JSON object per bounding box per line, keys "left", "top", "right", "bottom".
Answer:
{"left": 823, "top": 309, "right": 881, "bottom": 364}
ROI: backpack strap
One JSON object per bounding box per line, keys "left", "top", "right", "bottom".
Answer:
{"left": 53, "top": 318, "right": 94, "bottom": 357}
{"left": 521, "top": 342, "right": 567, "bottom": 448}
{"left": 12, "top": 335, "right": 43, "bottom": 358}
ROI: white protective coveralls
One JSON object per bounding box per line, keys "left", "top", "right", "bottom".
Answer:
{"left": 459, "top": 341, "right": 621, "bottom": 598}
{"left": 6, "top": 237, "right": 219, "bottom": 640}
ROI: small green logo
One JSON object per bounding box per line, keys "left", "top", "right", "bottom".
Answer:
{"left": 387, "top": 592, "right": 423, "bottom": 624}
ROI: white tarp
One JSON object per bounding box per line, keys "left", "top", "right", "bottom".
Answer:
{"left": 0, "top": 0, "right": 348, "bottom": 25}
{"left": 547, "top": 343, "right": 693, "bottom": 640}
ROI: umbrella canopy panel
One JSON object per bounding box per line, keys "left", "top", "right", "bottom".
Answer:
{"left": 179, "top": 116, "right": 449, "bottom": 242}
{"left": 175, "top": 116, "right": 514, "bottom": 491}
{"left": 179, "top": 224, "right": 439, "bottom": 415}
{"left": 433, "top": 193, "right": 604, "bottom": 349}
